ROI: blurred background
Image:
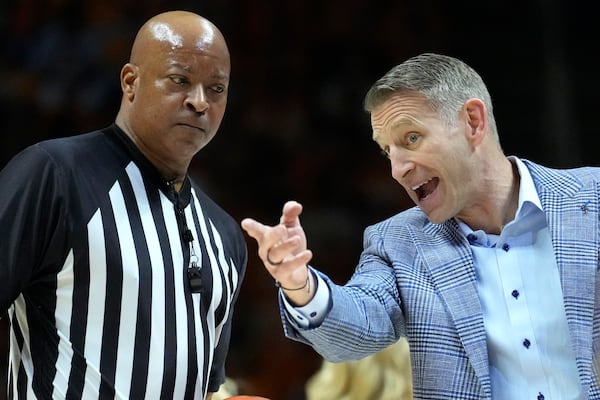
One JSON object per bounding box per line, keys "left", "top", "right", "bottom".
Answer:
{"left": 0, "top": 0, "right": 597, "bottom": 399}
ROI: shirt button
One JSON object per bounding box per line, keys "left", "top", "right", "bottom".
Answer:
{"left": 537, "top": 392, "right": 545, "bottom": 400}
{"left": 467, "top": 233, "right": 477, "bottom": 244}
{"left": 511, "top": 290, "right": 520, "bottom": 299}
{"left": 523, "top": 338, "right": 531, "bottom": 349}
{"left": 502, "top": 243, "right": 510, "bottom": 251}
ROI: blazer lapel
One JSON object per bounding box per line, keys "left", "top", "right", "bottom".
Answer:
{"left": 411, "top": 221, "right": 492, "bottom": 397}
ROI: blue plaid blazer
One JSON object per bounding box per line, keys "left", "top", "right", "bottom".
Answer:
{"left": 283, "top": 160, "right": 600, "bottom": 399}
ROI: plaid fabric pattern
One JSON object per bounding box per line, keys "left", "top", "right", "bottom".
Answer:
{"left": 283, "top": 159, "right": 600, "bottom": 399}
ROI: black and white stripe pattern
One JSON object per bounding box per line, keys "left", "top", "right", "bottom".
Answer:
{"left": 4, "top": 128, "right": 245, "bottom": 399}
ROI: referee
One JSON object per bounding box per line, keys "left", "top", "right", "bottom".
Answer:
{"left": 0, "top": 10, "right": 246, "bottom": 400}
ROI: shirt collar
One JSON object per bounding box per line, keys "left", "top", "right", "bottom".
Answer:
{"left": 510, "top": 156, "right": 543, "bottom": 216}
{"left": 108, "top": 123, "right": 192, "bottom": 207}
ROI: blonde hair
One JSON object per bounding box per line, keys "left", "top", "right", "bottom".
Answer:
{"left": 212, "top": 377, "right": 239, "bottom": 400}
{"left": 305, "top": 339, "right": 412, "bottom": 400}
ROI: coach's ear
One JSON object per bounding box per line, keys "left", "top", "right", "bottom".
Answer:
{"left": 463, "top": 97, "right": 487, "bottom": 148}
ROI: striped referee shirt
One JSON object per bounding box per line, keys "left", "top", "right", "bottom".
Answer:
{"left": 0, "top": 125, "right": 247, "bottom": 399}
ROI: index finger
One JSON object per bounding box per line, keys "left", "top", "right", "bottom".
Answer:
{"left": 280, "top": 200, "right": 303, "bottom": 226}
{"left": 240, "top": 218, "right": 265, "bottom": 240}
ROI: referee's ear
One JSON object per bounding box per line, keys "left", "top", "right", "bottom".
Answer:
{"left": 120, "top": 62, "right": 139, "bottom": 101}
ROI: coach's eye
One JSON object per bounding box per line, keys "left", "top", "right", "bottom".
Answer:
{"left": 407, "top": 133, "right": 420, "bottom": 144}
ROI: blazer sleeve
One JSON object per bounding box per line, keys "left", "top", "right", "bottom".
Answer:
{"left": 279, "top": 222, "right": 406, "bottom": 362}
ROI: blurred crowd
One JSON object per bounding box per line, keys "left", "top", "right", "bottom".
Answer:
{"left": 0, "top": 0, "right": 596, "bottom": 398}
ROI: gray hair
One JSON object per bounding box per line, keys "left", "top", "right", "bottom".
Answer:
{"left": 364, "top": 53, "right": 498, "bottom": 140}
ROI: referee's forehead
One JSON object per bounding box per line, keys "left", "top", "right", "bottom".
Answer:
{"left": 129, "top": 12, "right": 228, "bottom": 67}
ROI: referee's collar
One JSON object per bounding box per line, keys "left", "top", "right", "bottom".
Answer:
{"left": 108, "top": 124, "right": 192, "bottom": 208}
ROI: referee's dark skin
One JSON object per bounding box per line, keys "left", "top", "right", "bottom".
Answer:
{"left": 116, "top": 10, "right": 231, "bottom": 195}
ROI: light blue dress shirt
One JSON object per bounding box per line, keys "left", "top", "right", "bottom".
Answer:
{"left": 284, "top": 157, "right": 583, "bottom": 399}
{"left": 456, "top": 157, "right": 582, "bottom": 399}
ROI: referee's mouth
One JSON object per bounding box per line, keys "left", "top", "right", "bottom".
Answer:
{"left": 177, "top": 122, "right": 206, "bottom": 133}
